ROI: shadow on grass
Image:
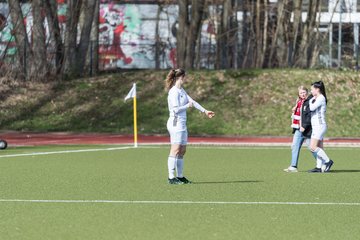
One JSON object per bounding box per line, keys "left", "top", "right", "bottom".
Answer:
{"left": 193, "top": 180, "right": 263, "bottom": 184}
{"left": 329, "top": 170, "right": 360, "bottom": 173}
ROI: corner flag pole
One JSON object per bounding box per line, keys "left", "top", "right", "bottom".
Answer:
{"left": 133, "top": 84, "right": 138, "bottom": 148}
{"left": 124, "top": 83, "right": 138, "bottom": 148}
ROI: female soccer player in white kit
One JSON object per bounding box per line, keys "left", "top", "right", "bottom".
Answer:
{"left": 165, "top": 69, "right": 215, "bottom": 184}
{"left": 308, "top": 81, "right": 334, "bottom": 173}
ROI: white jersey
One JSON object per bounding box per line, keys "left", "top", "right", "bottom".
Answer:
{"left": 167, "top": 86, "right": 206, "bottom": 121}
{"left": 309, "top": 94, "right": 327, "bottom": 126}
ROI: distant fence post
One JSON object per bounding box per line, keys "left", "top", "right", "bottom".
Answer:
{"left": 356, "top": 43, "right": 359, "bottom": 71}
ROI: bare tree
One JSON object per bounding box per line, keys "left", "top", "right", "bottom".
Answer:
{"left": 62, "top": 0, "right": 81, "bottom": 77}
{"left": 32, "top": 0, "right": 48, "bottom": 79}
{"left": 296, "top": 0, "right": 321, "bottom": 67}
{"left": 216, "top": 0, "right": 238, "bottom": 69}
{"left": 77, "top": 0, "right": 97, "bottom": 73}
{"left": 8, "top": 0, "right": 30, "bottom": 79}
{"left": 176, "top": 0, "right": 206, "bottom": 69}
{"left": 44, "top": 0, "right": 63, "bottom": 74}
{"left": 87, "top": 0, "right": 100, "bottom": 75}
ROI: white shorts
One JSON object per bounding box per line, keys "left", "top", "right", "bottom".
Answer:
{"left": 167, "top": 117, "right": 188, "bottom": 145}
{"left": 311, "top": 124, "right": 327, "bottom": 140}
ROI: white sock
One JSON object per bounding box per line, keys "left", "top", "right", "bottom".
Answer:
{"left": 315, "top": 148, "right": 330, "bottom": 163}
{"left": 176, "top": 157, "right": 184, "bottom": 178}
{"left": 168, "top": 156, "right": 176, "bottom": 179}
{"left": 316, "top": 157, "right": 323, "bottom": 169}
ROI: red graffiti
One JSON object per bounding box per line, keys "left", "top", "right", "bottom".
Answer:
{"left": 99, "top": 22, "right": 133, "bottom": 66}
{"left": 169, "top": 48, "right": 176, "bottom": 67}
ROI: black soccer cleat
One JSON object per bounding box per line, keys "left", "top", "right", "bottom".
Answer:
{"left": 308, "top": 168, "right": 322, "bottom": 173}
{"left": 324, "top": 160, "right": 334, "bottom": 172}
{"left": 168, "top": 178, "right": 184, "bottom": 185}
{"left": 177, "top": 177, "right": 192, "bottom": 184}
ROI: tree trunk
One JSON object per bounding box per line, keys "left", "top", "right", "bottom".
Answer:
{"left": 232, "top": 0, "right": 239, "bottom": 69}
{"left": 195, "top": 21, "right": 202, "bottom": 69}
{"left": 176, "top": 0, "right": 205, "bottom": 69}
{"left": 290, "top": 0, "right": 303, "bottom": 65}
{"left": 216, "top": 0, "right": 236, "bottom": 69}
{"left": 176, "top": 0, "right": 188, "bottom": 68}
{"left": 260, "top": 0, "right": 268, "bottom": 67}
{"left": 8, "top": 0, "right": 30, "bottom": 79}
{"left": 76, "top": 0, "right": 97, "bottom": 74}
{"left": 269, "top": 0, "right": 287, "bottom": 67}
{"left": 255, "top": 0, "right": 262, "bottom": 67}
{"left": 44, "top": 0, "right": 63, "bottom": 74}
{"left": 216, "top": 4, "right": 224, "bottom": 69}
{"left": 184, "top": 0, "right": 205, "bottom": 69}
{"left": 240, "top": 0, "right": 251, "bottom": 68}
{"left": 62, "top": 0, "right": 82, "bottom": 77}
{"left": 31, "top": 0, "right": 48, "bottom": 79}
{"left": 155, "top": 4, "right": 162, "bottom": 69}
{"left": 296, "top": 0, "right": 321, "bottom": 67}
{"left": 245, "top": 0, "right": 257, "bottom": 68}
{"left": 90, "top": 0, "right": 99, "bottom": 75}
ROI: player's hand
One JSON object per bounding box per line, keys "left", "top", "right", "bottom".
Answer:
{"left": 205, "top": 110, "right": 215, "bottom": 118}
{"left": 292, "top": 106, "right": 296, "bottom": 112}
{"left": 300, "top": 127, "right": 305, "bottom": 132}
{"left": 188, "top": 102, "right": 193, "bottom": 108}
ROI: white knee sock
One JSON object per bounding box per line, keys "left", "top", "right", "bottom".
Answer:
{"left": 315, "top": 148, "right": 330, "bottom": 163}
{"left": 176, "top": 157, "right": 184, "bottom": 178}
{"left": 168, "top": 156, "right": 176, "bottom": 179}
{"left": 316, "top": 157, "right": 323, "bottom": 168}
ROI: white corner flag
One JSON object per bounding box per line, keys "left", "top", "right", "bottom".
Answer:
{"left": 124, "top": 83, "right": 138, "bottom": 148}
{"left": 124, "top": 83, "right": 136, "bottom": 102}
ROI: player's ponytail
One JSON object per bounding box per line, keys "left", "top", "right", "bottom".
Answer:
{"left": 312, "top": 81, "right": 328, "bottom": 104}
{"left": 165, "top": 68, "right": 186, "bottom": 91}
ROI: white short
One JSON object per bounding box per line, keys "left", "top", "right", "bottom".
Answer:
{"left": 311, "top": 124, "right": 327, "bottom": 140}
{"left": 167, "top": 117, "right": 188, "bottom": 145}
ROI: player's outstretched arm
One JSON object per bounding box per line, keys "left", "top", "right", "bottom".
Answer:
{"left": 185, "top": 91, "right": 215, "bottom": 118}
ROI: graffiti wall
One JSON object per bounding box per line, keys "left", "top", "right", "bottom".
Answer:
{"left": 0, "top": 1, "right": 217, "bottom": 69}
{"left": 98, "top": 3, "right": 178, "bottom": 69}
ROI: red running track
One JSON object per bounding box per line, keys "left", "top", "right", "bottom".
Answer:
{"left": 1, "top": 132, "right": 360, "bottom": 147}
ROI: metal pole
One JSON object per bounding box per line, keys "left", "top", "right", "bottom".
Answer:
{"left": 338, "top": 0, "right": 343, "bottom": 68}
{"left": 354, "top": 23, "right": 359, "bottom": 70}
{"left": 133, "top": 83, "right": 138, "bottom": 148}
{"left": 329, "top": 23, "right": 333, "bottom": 67}
{"left": 357, "top": 44, "right": 359, "bottom": 70}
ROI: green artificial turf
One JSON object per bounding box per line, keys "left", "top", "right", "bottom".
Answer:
{"left": 0, "top": 145, "right": 360, "bottom": 240}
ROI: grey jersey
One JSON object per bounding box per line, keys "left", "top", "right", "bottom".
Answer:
{"left": 309, "top": 94, "right": 326, "bottom": 126}
{"left": 167, "top": 86, "right": 206, "bottom": 120}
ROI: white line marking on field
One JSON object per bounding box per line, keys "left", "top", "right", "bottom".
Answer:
{"left": 139, "top": 145, "right": 291, "bottom": 150}
{"left": 0, "top": 146, "right": 133, "bottom": 158}
{"left": 1, "top": 144, "right": 354, "bottom": 159}
{"left": 0, "top": 199, "right": 359, "bottom": 206}
{"left": 140, "top": 145, "right": 359, "bottom": 150}
{"left": 135, "top": 142, "right": 360, "bottom": 148}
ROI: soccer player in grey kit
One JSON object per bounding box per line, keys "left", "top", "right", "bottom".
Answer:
{"left": 164, "top": 69, "right": 215, "bottom": 184}
{"left": 307, "top": 81, "right": 334, "bottom": 173}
